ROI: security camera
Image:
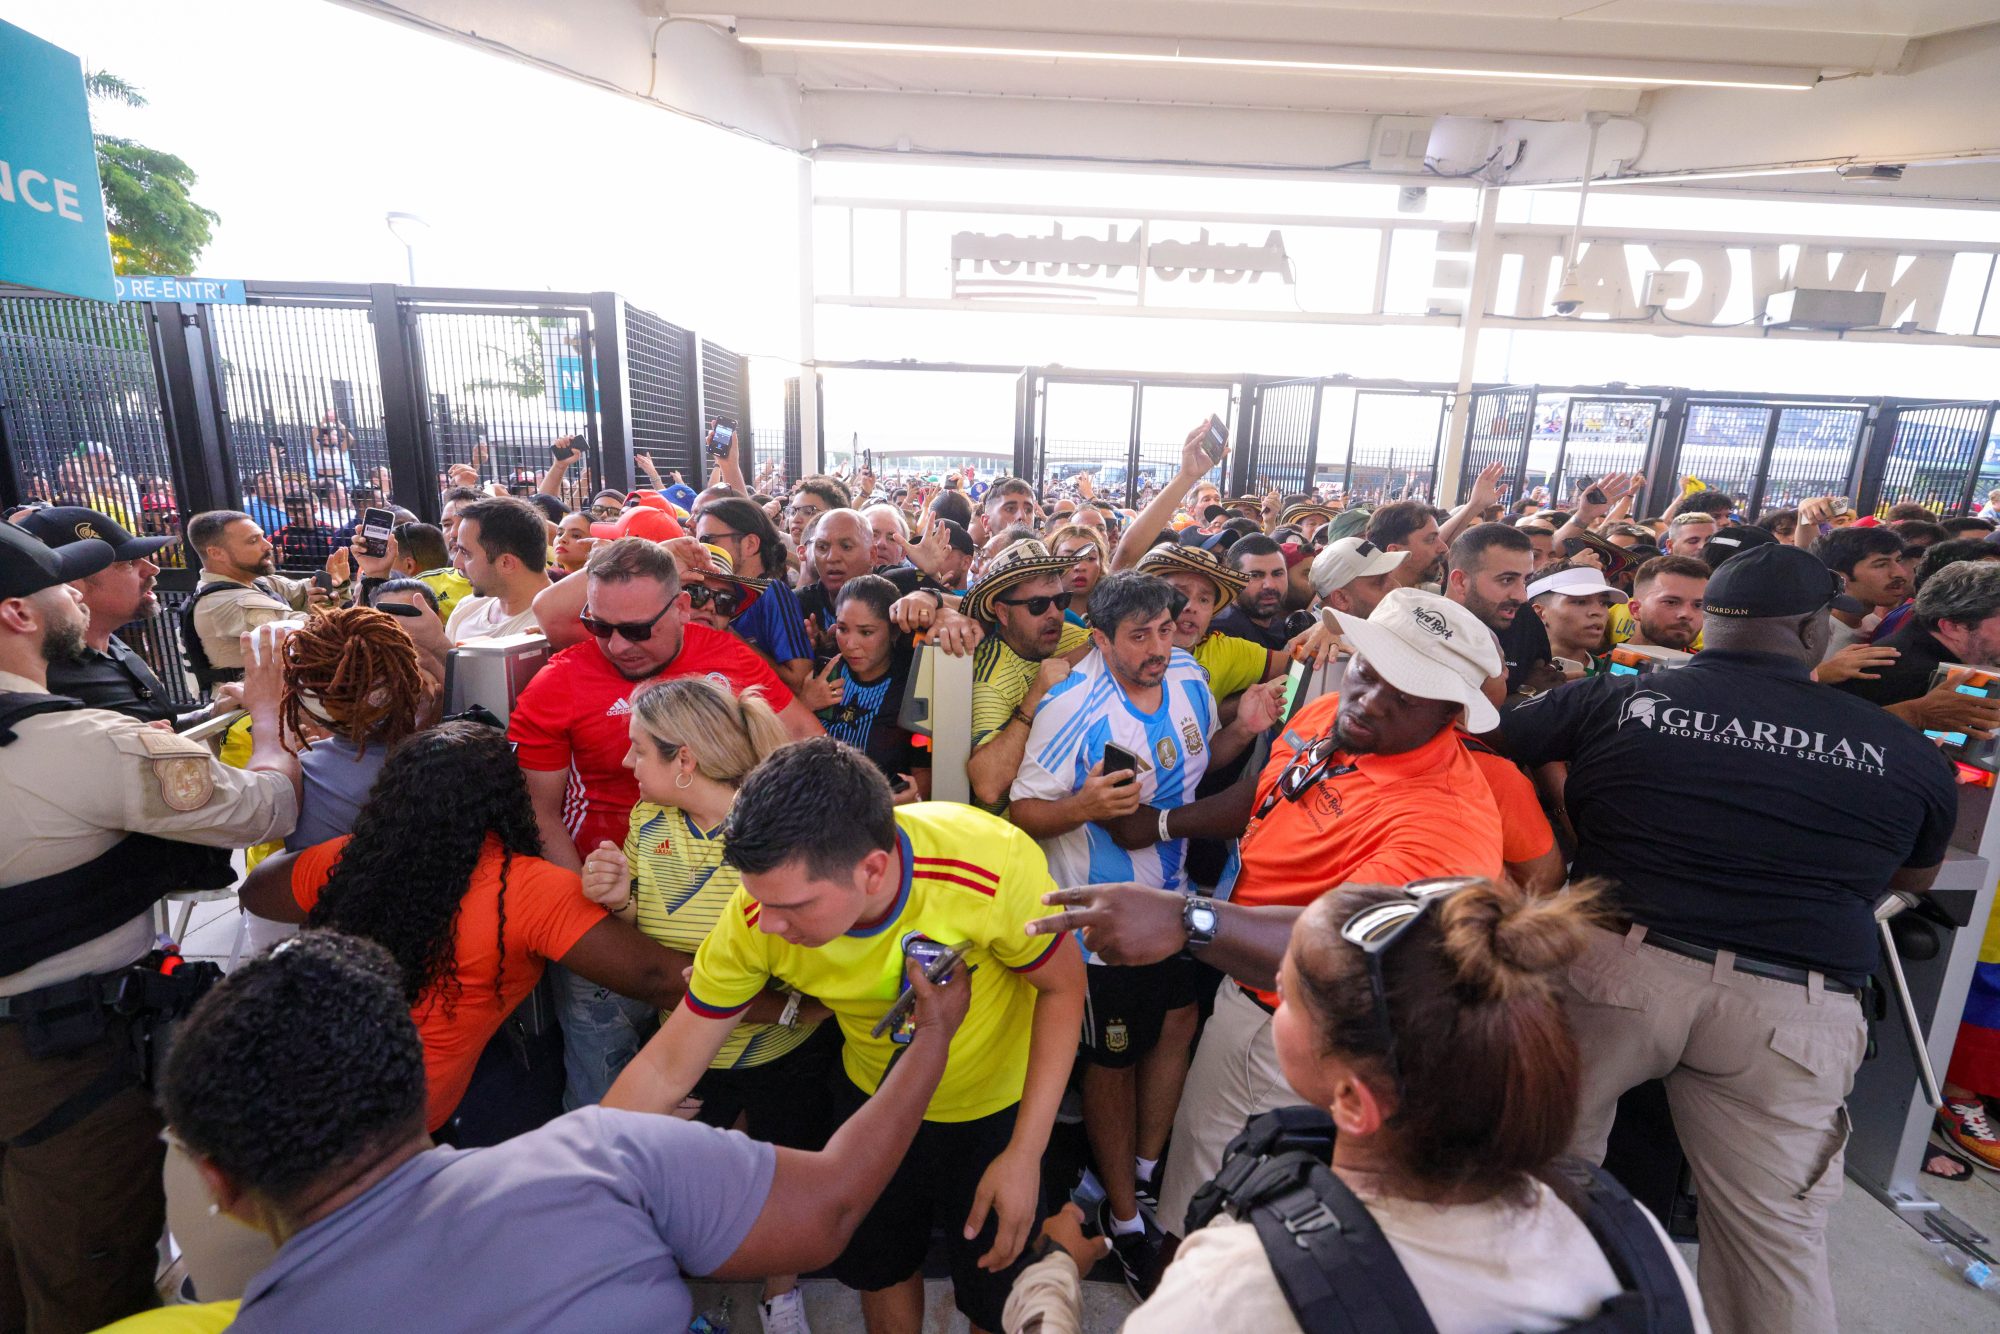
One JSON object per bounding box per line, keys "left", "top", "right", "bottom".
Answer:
{"left": 1551, "top": 274, "right": 1586, "bottom": 317}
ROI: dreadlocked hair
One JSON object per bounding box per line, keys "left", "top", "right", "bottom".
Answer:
{"left": 305, "top": 721, "right": 543, "bottom": 1014}
{"left": 281, "top": 606, "right": 426, "bottom": 757}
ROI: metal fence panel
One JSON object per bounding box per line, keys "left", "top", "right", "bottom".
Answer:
{"left": 204, "top": 300, "right": 389, "bottom": 568}
{"left": 0, "top": 297, "right": 183, "bottom": 552}
{"left": 1878, "top": 402, "right": 1998, "bottom": 515}
{"left": 1036, "top": 379, "right": 1138, "bottom": 504}
{"left": 1458, "top": 386, "right": 1534, "bottom": 504}
{"left": 1247, "top": 379, "right": 1319, "bottom": 496}
{"left": 624, "top": 304, "right": 698, "bottom": 481}
{"left": 1347, "top": 391, "right": 1447, "bottom": 504}
{"left": 1760, "top": 407, "right": 1867, "bottom": 516}
{"left": 1673, "top": 402, "right": 1771, "bottom": 506}
{"left": 1548, "top": 397, "right": 1657, "bottom": 504}
{"left": 700, "top": 339, "right": 750, "bottom": 478}
{"left": 408, "top": 307, "right": 599, "bottom": 507}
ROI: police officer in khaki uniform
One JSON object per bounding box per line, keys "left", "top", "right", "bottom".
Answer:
{"left": 182, "top": 509, "right": 313, "bottom": 688}
{"left": 0, "top": 522, "right": 300, "bottom": 1333}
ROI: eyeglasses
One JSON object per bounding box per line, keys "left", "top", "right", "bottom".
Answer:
{"left": 1251, "top": 729, "right": 1355, "bottom": 822}
{"left": 579, "top": 603, "right": 673, "bottom": 642}
{"left": 685, "top": 584, "right": 743, "bottom": 616}
{"left": 1338, "top": 878, "right": 1484, "bottom": 1092}
{"left": 589, "top": 504, "right": 621, "bottom": 519}
{"left": 994, "top": 590, "right": 1073, "bottom": 617}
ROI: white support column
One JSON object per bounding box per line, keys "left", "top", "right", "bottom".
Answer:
{"left": 1438, "top": 186, "right": 1500, "bottom": 506}
{"left": 796, "top": 155, "right": 822, "bottom": 476}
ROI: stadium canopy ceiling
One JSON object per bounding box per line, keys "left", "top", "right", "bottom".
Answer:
{"left": 336, "top": 1, "right": 2000, "bottom": 200}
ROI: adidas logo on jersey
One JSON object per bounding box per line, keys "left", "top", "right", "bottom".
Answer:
{"left": 605, "top": 698, "right": 634, "bottom": 717}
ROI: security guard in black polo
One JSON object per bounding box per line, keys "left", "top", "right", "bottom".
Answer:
{"left": 0, "top": 522, "right": 299, "bottom": 1333}
{"left": 1501, "top": 543, "right": 1956, "bottom": 1334}
{"left": 15, "top": 506, "right": 237, "bottom": 728}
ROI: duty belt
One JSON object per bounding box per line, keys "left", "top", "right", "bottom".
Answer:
{"left": 1639, "top": 929, "right": 1861, "bottom": 995}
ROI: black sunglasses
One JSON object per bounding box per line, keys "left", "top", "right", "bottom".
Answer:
{"left": 1253, "top": 730, "right": 1357, "bottom": 821}
{"left": 995, "top": 590, "right": 1074, "bottom": 617}
{"left": 685, "top": 584, "right": 744, "bottom": 616}
{"left": 1338, "top": 878, "right": 1484, "bottom": 1093}
{"left": 579, "top": 603, "right": 673, "bottom": 642}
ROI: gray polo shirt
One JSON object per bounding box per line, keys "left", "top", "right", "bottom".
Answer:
{"left": 228, "top": 1107, "right": 775, "bottom": 1333}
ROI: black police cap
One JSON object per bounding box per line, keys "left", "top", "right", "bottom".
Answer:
{"left": 0, "top": 521, "right": 115, "bottom": 600}
{"left": 15, "top": 506, "right": 175, "bottom": 562}
{"left": 1704, "top": 542, "right": 1862, "bottom": 618}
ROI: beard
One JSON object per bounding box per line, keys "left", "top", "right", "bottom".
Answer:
{"left": 42, "top": 618, "right": 88, "bottom": 666}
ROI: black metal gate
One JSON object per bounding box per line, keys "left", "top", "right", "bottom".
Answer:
{"left": 1876, "top": 401, "right": 2000, "bottom": 515}
{"left": 1457, "top": 385, "right": 1535, "bottom": 504}
{"left": 1666, "top": 399, "right": 1868, "bottom": 520}
{"left": 1028, "top": 373, "right": 1234, "bottom": 508}
{"left": 1243, "top": 378, "right": 1321, "bottom": 496}
{"left": 1533, "top": 395, "right": 1662, "bottom": 506}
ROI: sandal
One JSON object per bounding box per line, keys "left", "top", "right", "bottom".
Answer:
{"left": 1922, "top": 1141, "right": 1977, "bottom": 1183}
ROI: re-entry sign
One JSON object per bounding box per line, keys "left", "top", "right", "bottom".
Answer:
{"left": 0, "top": 19, "right": 115, "bottom": 301}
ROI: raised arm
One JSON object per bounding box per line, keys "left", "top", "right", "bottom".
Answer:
{"left": 1112, "top": 425, "right": 1215, "bottom": 571}
{"left": 1436, "top": 460, "right": 1506, "bottom": 550}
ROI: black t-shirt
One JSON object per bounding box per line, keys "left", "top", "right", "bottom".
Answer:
{"left": 1211, "top": 604, "right": 1291, "bottom": 652}
{"left": 45, "top": 634, "right": 177, "bottom": 726}
{"left": 1497, "top": 609, "right": 1554, "bottom": 693}
{"left": 1835, "top": 619, "right": 1953, "bottom": 708}
{"left": 1501, "top": 649, "right": 1956, "bottom": 980}
{"left": 816, "top": 647, "right": 924, "bottom": 782}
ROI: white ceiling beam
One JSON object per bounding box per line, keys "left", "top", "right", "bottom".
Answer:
{"left": 734, "top": 20, "right": 1821, "bottom": 91}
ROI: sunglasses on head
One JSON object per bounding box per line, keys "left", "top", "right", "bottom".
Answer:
{"left": 578, "top": 602, "right": 673, "bottom": 642}
{"left": 1338, "top": 877, "right": 1484, "bottom": 1093}
{"left": 685, "top": 584, "right": 743, "bottom": 616}
{"left": 995, "top": 590, "right": 1073, "bottom": 617}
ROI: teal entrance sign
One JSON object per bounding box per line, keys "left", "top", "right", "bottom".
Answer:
{"left": 0, "top": 20, "right": 115, "bottom": 301}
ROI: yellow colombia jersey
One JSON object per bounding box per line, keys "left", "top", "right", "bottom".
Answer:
{"left": 687, "top": 802, "right": 1064, "bottom": 1122}
{"left": 970, "top": 620, "right": 1094, "bottom": 747}
{"left": 627, "top": 801, "right": 816, "bottom": 1071}
{"left": 1191, "top": 630, "right": 1268, "bottom": 701}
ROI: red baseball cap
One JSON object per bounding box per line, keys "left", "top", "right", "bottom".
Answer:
{"left": 591, "top": 508, "right": 685, "bottom": 542}
{"left": 626, "top": 492, "right": 670, "bottom": 512}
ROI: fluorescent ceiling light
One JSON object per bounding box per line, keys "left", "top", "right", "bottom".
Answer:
{"left": 734, "top": 23, "right": 1817, "bottom": 92}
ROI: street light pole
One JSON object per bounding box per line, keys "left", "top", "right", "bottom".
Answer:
{"left": 384, "top": 211, "right": 430, "bottom": 286}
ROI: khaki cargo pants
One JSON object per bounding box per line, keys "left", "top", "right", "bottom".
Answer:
{"left": 1566, "top": 923, "right": 1865, "bottom": 1334}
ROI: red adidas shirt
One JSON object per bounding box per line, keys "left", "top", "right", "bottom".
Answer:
{"left": 508, "top": 624, "right": 795, "bottom": 858}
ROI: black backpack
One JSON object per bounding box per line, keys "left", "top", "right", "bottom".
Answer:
{"left": 1185, "top": 1107, "right": 1696, "bottom": 1334}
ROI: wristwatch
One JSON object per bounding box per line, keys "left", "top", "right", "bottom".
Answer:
{"left": 1182, "top": 895, "right": 1219, "bottom": 953}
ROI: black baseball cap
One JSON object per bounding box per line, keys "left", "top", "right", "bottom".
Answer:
{"left": 15, "top": 506, "right": 175, "bottom": 562}
{"left": 1704, "top": 543, "right": 1863, "bottom": 617}
{"left": 938, "top": 519, "right": 976, "bottom": 556}
{"left": 0, "top": 521, "right": 114, "bottom": 599}
{"left": 1698, "top": 522, "right": 1777, "bottom": 571}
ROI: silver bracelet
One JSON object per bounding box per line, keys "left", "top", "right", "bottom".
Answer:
{"left": 1157, "top": 807, "right": 1173, "bottom": 844}
{"left": 778, "top": 991, "right": 803, "bottom": 1029}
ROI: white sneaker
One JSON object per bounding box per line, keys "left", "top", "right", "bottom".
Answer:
{"left": 760, "top": 1288, "right": 812, "bottom": 1334}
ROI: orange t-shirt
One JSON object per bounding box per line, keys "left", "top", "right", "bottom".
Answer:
{"left": 1458, "top": 733, "right": 1557, "bottom": 866}
{"left": 1234, "top": 694, "right": 1506, "bottom": 1005}
{"left": 291, "top": 834, "right": 607, "bottom": 1131}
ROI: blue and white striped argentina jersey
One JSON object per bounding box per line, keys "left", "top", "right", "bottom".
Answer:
{"left": 1010, "top": 646, "right": 1218, "bottom": 909}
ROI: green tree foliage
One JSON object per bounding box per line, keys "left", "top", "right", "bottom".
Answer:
{"left": 85, "top": 71, "right": 219, "bottom": 275}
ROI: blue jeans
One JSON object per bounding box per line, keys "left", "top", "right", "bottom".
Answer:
{"left": 549, "top": 964, "right": 657, "bottom": 1110}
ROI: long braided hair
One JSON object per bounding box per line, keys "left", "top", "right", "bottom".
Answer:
{"left": 281, "top": 606, "right": 426, "bottom": 757}
{"left": 305, "top": 722, "right": 544, "bottom": 1013}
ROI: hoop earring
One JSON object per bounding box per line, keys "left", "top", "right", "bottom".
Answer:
{"left": 675, "top": 771, "right": 693, "bottom": 789}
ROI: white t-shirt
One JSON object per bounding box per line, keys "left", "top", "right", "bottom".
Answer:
{"left": 1130, "top": 1175, "right": 1709, "bottom": 1334}
{"left": 445, "top": 594, "right": 540, "bottom": 643}
{"left": 1010, "top": 646, "right": 1217, "bottom": 917}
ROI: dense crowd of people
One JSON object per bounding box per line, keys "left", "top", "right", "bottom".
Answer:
{"left": 4, "top": 417, "right": 1999, "bottom": 1334}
